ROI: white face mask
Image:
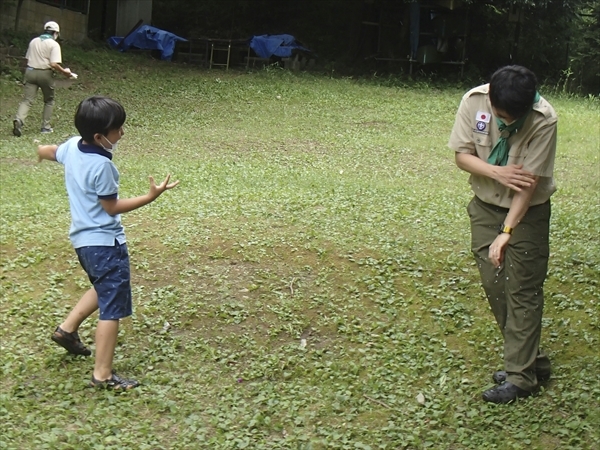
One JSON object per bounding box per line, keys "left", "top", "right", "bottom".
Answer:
{"left": 100, "top": 135, "right": 119, "bottom": 152}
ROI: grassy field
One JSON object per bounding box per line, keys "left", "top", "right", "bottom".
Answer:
{"left": 1, "top": 46, "right": 599, "bottom": 449}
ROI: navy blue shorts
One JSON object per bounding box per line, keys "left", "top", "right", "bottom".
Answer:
{"left": 75, "top": 242, "right": 132, "bottom": 320}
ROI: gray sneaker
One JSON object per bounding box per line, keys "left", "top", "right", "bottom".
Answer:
{"left": 89, "top": 371, "right": 140, "bottom": 391}
{"left": 41, "top": 127, "right": 54, "bottom": 133}
{"left": 13, "top": 120, "right": 22, "bottom": 137}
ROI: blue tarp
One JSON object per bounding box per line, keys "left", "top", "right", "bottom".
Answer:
{"left": 249, "top": 34, "right": 310, "bottom": 59}
{"left": 108, "top": 25, "right": 187, "bottom": 61}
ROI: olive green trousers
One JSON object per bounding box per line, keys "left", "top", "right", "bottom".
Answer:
{"left": 16, "top": 68, "right": 55, "bottom": 130}
{"left": 468, "top": 195, "right": 552, "bottom": 391}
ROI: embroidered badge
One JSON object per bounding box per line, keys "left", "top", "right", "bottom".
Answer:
{"left": 476, "top": 121, "right": 486, "bottom": 131}
{"left": 476, "top": 111, "right": 491, "bottom": 123}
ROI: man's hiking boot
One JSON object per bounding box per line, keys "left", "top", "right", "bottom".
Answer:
{"left": 492, "top": 370, "right": 551, "bottom": 384}
{"left": 482, "top": 382, "right": 532, "bottom": 404}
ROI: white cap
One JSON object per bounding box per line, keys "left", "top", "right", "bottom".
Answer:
{"left": 44, "top": 21, "right": 60, "bottom": 33}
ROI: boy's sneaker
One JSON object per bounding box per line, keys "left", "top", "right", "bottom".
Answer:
{"left": 13, "top": 120, "right": 22, "bottom": 137}
{"left": 40, "top": 127, "right": 53, "bottom": 133}
{"left": 89, "top": 371, "right": 140, "bottom": 391}
{"left": 51, "top": 326, "right": 91, "bottom": 356}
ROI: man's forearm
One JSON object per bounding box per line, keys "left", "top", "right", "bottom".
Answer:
{"left": 504, "top": 181, "right": 538, "bottom": 229}
{"left": 49, "top": 62, "right": 71, "bottom": 77}
{"left": 455, "top": 152, "right": 536, "bottom": 192}
{"left": 455, "top": 152, "right": 496, "bottom": 178}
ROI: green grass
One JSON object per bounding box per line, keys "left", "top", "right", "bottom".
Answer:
{"left": 1, "top": 48, "right": 599, "bottom": 449}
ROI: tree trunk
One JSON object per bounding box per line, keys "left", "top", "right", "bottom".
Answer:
{"left": 14, "top": 0, "right": 25, "bottom": 31}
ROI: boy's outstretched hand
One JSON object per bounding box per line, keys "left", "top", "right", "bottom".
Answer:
{"left": 101, "top": 174, "right": 179, "bottom": 216}
{"left": 148, "top": 174, "right": 180, "bottom": 199}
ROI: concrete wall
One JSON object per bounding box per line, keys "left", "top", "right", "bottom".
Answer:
{"left": 0, "top": 0, "right": 88, "bottom": 42}
{"left": 116, "top": 0, "right": 152, "bottom": 36}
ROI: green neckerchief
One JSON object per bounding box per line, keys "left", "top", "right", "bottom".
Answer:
{"left": 39, "top": 33, "right": 54, "bottom": 41}
{"left": 488, "top": 91, "right": 541, "bottom": 166}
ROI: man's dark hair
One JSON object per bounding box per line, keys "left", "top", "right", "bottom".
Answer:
{"left": 74, "top": 96, "right": 126, "bottom": 143}
{"left": 489, "top": 65, "right": 537, "bottom": 119}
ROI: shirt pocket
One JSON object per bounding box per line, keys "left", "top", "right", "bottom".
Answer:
{"left": 507, "top": 142, "right": 526, "bottom": 165}
{"left": 472, "top": 132, "right": 492, "bottom": 157}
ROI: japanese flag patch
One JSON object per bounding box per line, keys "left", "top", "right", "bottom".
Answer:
{"left": 476, "top": 111, "right": 491, "bottom": 123}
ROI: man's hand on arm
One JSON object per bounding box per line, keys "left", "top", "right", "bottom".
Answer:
{"left": 100, "top": 174, "right": 180, "bottom": 216}
{"left": 455, "top": 152, "right": 536, "bottom": 191}
{"left": 492, "top": 164, "right": 537, "bottom": 191}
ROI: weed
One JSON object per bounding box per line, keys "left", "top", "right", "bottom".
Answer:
{"left": 1, "top": 48, "right": 598, "bottom": 449}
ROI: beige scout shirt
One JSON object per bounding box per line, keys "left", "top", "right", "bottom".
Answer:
{"left": 448, "top": 84, "right": 558, "bottom": 208}
{"left": 26, "top": 36, "right": 62, "bottom": 70}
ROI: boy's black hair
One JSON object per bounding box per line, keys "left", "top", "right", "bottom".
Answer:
{"left": 74, "top": 96, "right": 126, "bottom": 143}
{"left": 489, "top": 65, "right": 537, "bottom": 119}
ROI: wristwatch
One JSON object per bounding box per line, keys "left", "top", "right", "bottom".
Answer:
{"left": 498, "top": 223, "right": 513, "bottom": 235}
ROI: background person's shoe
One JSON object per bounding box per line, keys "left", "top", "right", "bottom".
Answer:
{"left": 51, "top": 326, "right": 91, "bottom": 356}
{"left": 493, "top": 370, "right": 551, "bottom": 384}
{"left": 13, "top": 120, "right": 22, "bottom": 137}
{"left": 89, "top": 372, "right": 140, "bottom": 391}
{"left": 482, "top": 382, "right": 532, "bottom": 404}
{"left": 40, "top": 127, "right": 53, "bottom": 133}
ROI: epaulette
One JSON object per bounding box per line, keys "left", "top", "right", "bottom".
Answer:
{"left": 532, "top": 97, "right": 557, "bottom": 122}
{"left": 463, "top": 84, "right": 489, "bottom": 101}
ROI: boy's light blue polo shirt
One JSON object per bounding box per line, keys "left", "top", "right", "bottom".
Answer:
{"left": 56, "top": 136, "right": 125, "bottom": 248}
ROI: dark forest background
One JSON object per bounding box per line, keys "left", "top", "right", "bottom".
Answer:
{"left": 152, "top": 0, "right": 598, "bottom": 94}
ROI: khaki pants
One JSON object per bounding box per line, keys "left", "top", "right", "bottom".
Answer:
{"left": 15, "top": 68, "right": 55, "bottom": 130}
{"left": 468, "top": 196, "right": 551, "bottom": 391}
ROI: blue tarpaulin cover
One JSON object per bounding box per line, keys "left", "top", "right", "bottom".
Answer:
{"left": 108, "top": 25, "right": 187, "bottom": 61}
{"left": 249, "top": 34, "right": 310, "bottom": 59}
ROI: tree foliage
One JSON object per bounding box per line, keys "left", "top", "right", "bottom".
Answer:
{"left": 151, "top": 0, "right": 598, "bottom": 93}
{"left": 568, "top": 0, "right": 599, "bottom": 94}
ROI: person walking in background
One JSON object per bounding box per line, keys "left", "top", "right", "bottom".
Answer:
{"left": 37, "top": 96, "right": 179, "bottom": 390}
{"left": 448, "top": 65, "right": 558, "bottom": 404}
{"left": 13, "top": 21, "right": 77, "bottom": 137}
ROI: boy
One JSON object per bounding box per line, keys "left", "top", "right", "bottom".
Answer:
{"left": 448, "top": 66, "right": 557, "bottom": 403}
{"left": 37, "top": 96, "right": 179, "bottom": 390}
